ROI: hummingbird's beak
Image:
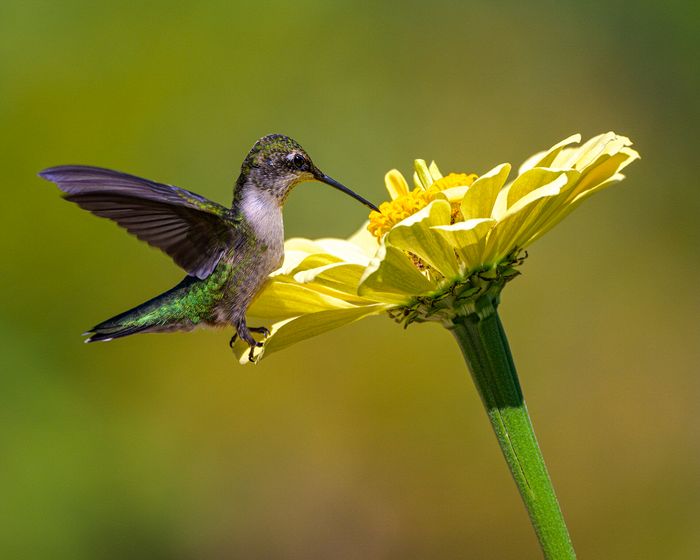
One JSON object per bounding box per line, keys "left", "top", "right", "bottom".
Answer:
{"left": 315, "top": 172, "right": 379, "bottom": 212}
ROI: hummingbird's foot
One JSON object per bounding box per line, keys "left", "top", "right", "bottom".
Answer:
{"left": 229, "top": 326, "right": 270, "bottom": 348}
{"left": 248, "top": 326, "right": 270, "bottom": 338}
{"left": 232, "top": 319, "right": 270, "bottom": 362}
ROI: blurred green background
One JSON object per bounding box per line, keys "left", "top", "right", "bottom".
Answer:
{"left": 1, "top": 1, "right": 698, "bottom": 558}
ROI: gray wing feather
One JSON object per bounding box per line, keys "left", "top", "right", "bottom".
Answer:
{"left": 40, "top": 165, "right": 237, "bottom": 279}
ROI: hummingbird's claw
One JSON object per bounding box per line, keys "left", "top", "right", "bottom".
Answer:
{"left": 232, "top": 319, "right": 269, "bottom": 363}
{"left": 249, "top": 326, "right": 270, "bottom": 338}
{"left": 248, "top": 341, "right": 264, "bottom": 363}
{"left": 245, "top": 327, "right": 268, "bottom": 363}
{"left": 230, "top": 326, "right": 268, "bottom": 349}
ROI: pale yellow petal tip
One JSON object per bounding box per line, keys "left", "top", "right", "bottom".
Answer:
{"left": 413, "top": 159, "right": 434, "bottom": 190}
{"left": 428, "top": 160, "right": 443, "bottom": 180}
{"left": 607, "top": 131, "right": 640, "bottom": 160}
{"left": 562, "top": 133, "right": 582, "bottom": 145}
{"left": 625, "top": 146, "right": 641, "bottom": 161}
{"left": 384, "top": 169, "right": 409, "bottom": 200}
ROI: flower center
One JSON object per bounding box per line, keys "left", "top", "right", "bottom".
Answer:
{"left": 367, "top": 188, "right": 435, "bottom": 239}
{"left": 427, "top": 172, "right": 478, "bottom": 193}
{"left": 367, "top": 172, "right": 478, "bottom": 240}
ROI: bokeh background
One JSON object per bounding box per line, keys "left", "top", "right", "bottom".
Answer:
{"left": 1, "top": 1, "right": 698, "bottom": 558}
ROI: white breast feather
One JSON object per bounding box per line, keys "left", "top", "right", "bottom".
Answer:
{"left": 240, "top": 188, "right": 284, "bottom": 263}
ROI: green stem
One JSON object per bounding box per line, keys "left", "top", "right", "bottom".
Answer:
{"left": 450, "top": 302, "right": 576, "bottom": 559}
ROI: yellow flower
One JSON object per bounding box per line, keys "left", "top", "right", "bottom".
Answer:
{"left": 234, "top": 132, "right": 639, "bottom": 363}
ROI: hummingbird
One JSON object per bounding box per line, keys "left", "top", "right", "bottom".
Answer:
{"left": 40, "top": 134, "right": 378, "bottom": 362}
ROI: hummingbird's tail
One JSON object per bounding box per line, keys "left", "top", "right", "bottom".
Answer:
{"left": 85, "top": 275, "right": 205, "bottom": 343}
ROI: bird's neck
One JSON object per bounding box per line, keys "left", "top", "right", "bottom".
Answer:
{"left": 238, "top": 183, "right": 284, "bottom": 248}
{"left": 233, "top": 170, "right": 288, "bottom": 206}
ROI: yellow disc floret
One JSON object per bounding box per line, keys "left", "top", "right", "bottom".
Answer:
{"left": 368, "top": 173, "right": 480, "bottom": 240}
{"left": 368, "top": 188, "right": 436, "bottom": 240}
{"left": 426, "top": 172, "right": 478, "bottom": 193}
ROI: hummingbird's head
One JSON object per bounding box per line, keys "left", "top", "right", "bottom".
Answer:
{"left": 238, "top": 134, "right": 378, "bottom": 211}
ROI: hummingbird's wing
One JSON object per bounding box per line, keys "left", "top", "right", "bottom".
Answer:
{"left": 40, "top": 165, "right": 240, "bottom": 279}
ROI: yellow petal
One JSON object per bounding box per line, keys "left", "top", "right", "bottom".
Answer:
{"left": 435, "top": 186, "right": 470, "bottom": 204}
{"left": 570, "top": 173, "right": 626, "bottom": 206}
{"left": 484, "top": 171, "right": 574, "bottom": 263}
{"left": 551, "top": 131, "right": 627, "bottom": 171}
{"left": 528, "top": 173, "right": 636, "bottom": 247}
{"left": 293, "top": 262, "right": 367, "bottom": 295}
{"left": 314, "top": 239, "right": 374, "bottom": 264}
{"left": 567, "top": 147, "right": 640, "bottom": 200}
{"left": 274, "top": 249, "right": 318, "bottom": 275}
{"left": 248, "top": 280, "right": 355, "bottom": 320}
{"left": 284, "top": 237, "right": 326, "bottom": 254}
{"left": 291, "top": 253, "right": 343, "bottom": 273}
{"left": 518, "top": 133, "right": 582, "bottom": 174}
{"left": 359, "top": 244, "right": 436, "bottom": 304}
{"left": 386, "top": 200, "right": 460, "bottom": 277}
{"left": 284, "top": 235, "right": 374, "bottom": 264}
{"left": 413, "top": 159, "right": 434, "bottom": 190}
{"left": 490, "top": 168, "right": 575, "bottom": 221}
{"left": 525, "top": 142, "right": 640, "bottom": 245}
{"left": 491, "top": 167, "right": 578, "bottom": 220}
{"left": 428, "top": 161, "right": 443, "bottom": 180}
{"left": 460, "top": 163, "right": 511, "bottom": 219}
{"left": 500, "top": 173, "right": 572, "bottom": 252}
{"left": 347, "top": 222, "right": 381, "bottom": 256}
{"left": 238, "top": 304, "right": 390, "bottom": 363}
{"left": 385, "top": 169, "right": 410, "bottom": 200}
{"left": 565, "top": 132, "right": 621, "bottom": 170}
{"left": 508, "top": 172, "right": 581, "bottom": 248}
{"left": 506, "top": 169, "right": 578, "bottom": 213}
{"left": 431, "top": 218, "right": 495, "bottom": 271}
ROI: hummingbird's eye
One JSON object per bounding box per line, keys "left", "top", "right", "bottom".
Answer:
{"left": 292, "top": 153, "right": 307, "bottom": 170}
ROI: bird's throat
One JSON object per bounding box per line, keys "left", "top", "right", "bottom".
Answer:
{"left": 239, "top": 185, "right": 285, "bottom": 253}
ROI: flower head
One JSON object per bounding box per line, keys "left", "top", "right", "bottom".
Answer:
{"left": 234, "top": 132, "right": 639, "bottom": 363}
